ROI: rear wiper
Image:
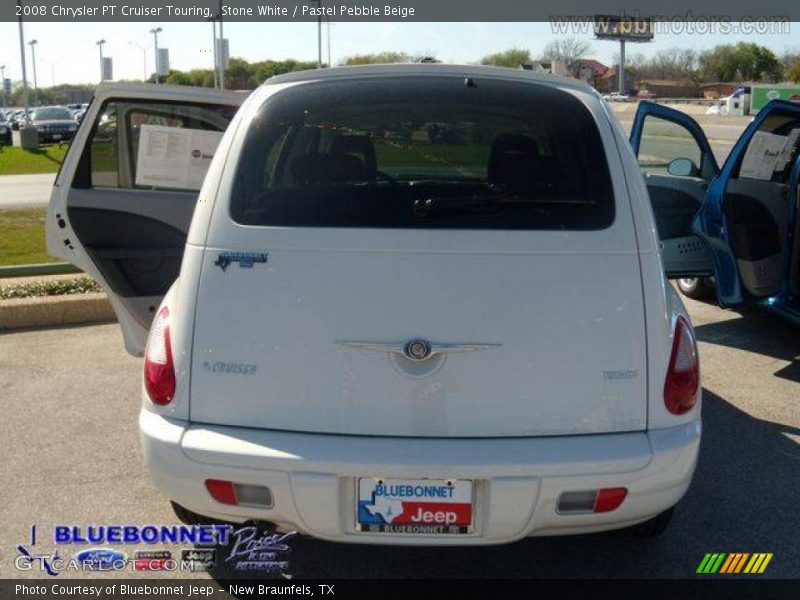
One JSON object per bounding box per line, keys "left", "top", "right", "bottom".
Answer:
{"left": 412, "top": 194, "right": 547, "bottom": 218}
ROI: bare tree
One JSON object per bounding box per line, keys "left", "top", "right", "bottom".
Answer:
{"left": 541, "top": 38, "right": 591, "bottom": 74}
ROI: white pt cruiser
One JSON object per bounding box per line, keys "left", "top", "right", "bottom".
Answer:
{"left": 48, "top": 65, "right": 703, "bottom": 544}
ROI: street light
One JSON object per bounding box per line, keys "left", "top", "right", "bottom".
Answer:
{"left": 316, "top": 1, "right": 322, "bottom": 68}
{"left": 149, "top": 27, "right": 162, "bottom": 84}
{"left": 0, "top": 65, "right": 6, "bottom": 112}
{"left": 217, "top": 1, "right": 224, "bottom": 90}
{"left": 128, "top": 41, "right": 148, "bottom": 82}
{"left": 207, "top": 17, "right": 218, "bottom": 89}
{"left": 96, "top": 39, "right": 106, "bottom": 81}
{"left": 16, "top": 0, "right": 35, "bottom": 150}
{"left": 27, "top": 39, "right": 38, "bottom": 105}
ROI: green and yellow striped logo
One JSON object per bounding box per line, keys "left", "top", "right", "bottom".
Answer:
{"left": 696, "top": 553, "right": 773, "bottom": 574}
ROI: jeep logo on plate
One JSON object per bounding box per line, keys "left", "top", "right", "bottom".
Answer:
{"left": 404, "top": 339, "right": 431, "bottom": 361}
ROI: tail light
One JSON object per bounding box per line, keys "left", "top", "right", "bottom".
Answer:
{"left": 664, "top": 316, "right": 699, "bottom": 415}
{"left": 144, "top": 307, "right": 175, "bottom": 405}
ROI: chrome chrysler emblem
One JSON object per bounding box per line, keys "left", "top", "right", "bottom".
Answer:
{"left": 336, "top": 339, "right": 501, "bottom": 361}
{"left": 404, "top": 339, "right": 432, "bottom": 361}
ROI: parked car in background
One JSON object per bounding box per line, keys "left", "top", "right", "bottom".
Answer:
{"left": 48, "top": 70, "right": 704, "bottom": 543}
{"left": 0, "top": 111, "right": 12, "bottom": 145}
{"left": 603, "top": 92, "right": 631, "bottom": 102}
{"left": 27, "top": 106, "right": 79, "bottom": 144}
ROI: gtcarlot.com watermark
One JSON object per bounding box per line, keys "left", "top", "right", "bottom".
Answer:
{"left": 550, "top": 13, "right": 791, "bottom": 36}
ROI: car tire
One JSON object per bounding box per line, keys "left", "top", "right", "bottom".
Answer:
{"left": 623, "top": 507, "right": 675, "bottom": 538}
{"left": 677, "top": 277, "right": 714, "bottom": 300}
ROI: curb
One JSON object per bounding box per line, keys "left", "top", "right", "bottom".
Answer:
{"left": 0, "top": 262, "right": 81, "bottom": 278}
{"left": 0, "top": 292, "right": 117, "bottom": 331}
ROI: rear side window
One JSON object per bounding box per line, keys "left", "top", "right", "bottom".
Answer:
{"left": 736, "top": 110, "right": 800, "bottom": 183}
{"left": 230, "top": 77, "right": 614, "bottom": 230}
{"left": 77, "top": 100, "right": 237, "bottom": 191}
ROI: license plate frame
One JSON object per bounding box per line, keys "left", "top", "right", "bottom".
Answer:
{"left": 356, "top": 478, "right": 474, "bottom": 535}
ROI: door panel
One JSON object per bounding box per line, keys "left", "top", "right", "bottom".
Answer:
{"left": 46, "top": 85, "right": 245, "bottom": 354}
{"left": 67, "top": 208, "right": 185, "bottom": 300}
{"left": 630, "top": 101, "right": 718, "bottom": 278}
{"left": 645, "top": 175, "right": 713, "bottom": 277}
{"left": 725, "top": 181, "right": 787, "bottom": 297}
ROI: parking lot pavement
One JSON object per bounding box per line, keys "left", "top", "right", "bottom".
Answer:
{"left": 1, "top": 295, "right": 798, "bottom": 579}
{"left": 0, "top": 173, "right": 56, "bottom": 209}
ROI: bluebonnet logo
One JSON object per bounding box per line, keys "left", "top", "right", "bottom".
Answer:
{"left": 53, "top": 524, "right": 231, "bottom": 545}
{"left": 75, "top": 548, "right": 127, "bottom": 571}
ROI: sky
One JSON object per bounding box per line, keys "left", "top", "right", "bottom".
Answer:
{"left": 0, "top": 21, "right": 797, "bottom": 86}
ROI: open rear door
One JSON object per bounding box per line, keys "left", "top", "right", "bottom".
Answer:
{"left": 46, "top": 83, "right": 245, "bottom": 355}
{"left": 630, "top": 101, "right": 718, "bottom": 278}
{"left": 701, "top": 100, "right": 800, "bottom": 305}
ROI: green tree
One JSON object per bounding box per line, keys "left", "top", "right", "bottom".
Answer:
{"left": 165, "top": 70, "right": 191, "bottom": 86}
{"left": 788, "top": 61, "right": 800, "bottom": 83}
{"left": 480, "top": 48, "right": 532, "bottom": 68}
{"left": 699, "top": 42, "right": 782, "bottom": 82}
{"left": 342, "top": 52, "right": 414, "bottom": 65}
{"left": 224, "top": 57, "right": 257, "bottom": 90}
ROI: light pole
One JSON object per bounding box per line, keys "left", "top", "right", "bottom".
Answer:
{"left": 208, "top": 16, "right": 218, "bottom": 89}
{"left": 17, "top": 0, "right": 29, "bottom": 114}
{"left": 316, "top": 1, "right": 322, "bottom": 68}
{"left": 0, "top": 65, "right": 6, "bottom": 112}
{"left": 217, "top": 1, "right": 224, "bottom": 90}
{"left": 128, "top": 41, "right": 147, "bottom": 81}
{"left": 17, "top": 0, "right": 36, "bottom": 149}
{"left": 96, "top": 39, "right": 106, "bottom": 81}
{"left": 327, "top": 17, "right": 331, "bottom": 67}
{"left": 28, "top": 39, "right": 38, "bottom": 105}
{"left": 149, "top": 27, "right": 162, "bottom": 84}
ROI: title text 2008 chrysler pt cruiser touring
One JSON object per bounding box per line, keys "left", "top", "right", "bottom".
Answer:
{"left": 47, "top": 65, "right": 705, "bottom": 543}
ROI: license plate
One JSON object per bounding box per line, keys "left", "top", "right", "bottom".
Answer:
{"left": 356, "top": 478, "right": 473, "bottom": 535}
{"left": 52, "top": 134, "right": 62, "bottom": 140}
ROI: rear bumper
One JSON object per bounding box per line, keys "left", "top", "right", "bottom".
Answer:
{"left": 140, "top": 409, "right": 700, "bottom": 545}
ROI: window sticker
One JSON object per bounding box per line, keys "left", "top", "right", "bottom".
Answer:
{"left": 135, "top": 124, "right": 224, "bottom": 190}
{"left": 740, "top": 131, "right": 790, "bottom": 180}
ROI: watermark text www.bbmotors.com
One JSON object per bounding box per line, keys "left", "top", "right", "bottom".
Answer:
{"left": 550, "top": 13, "right": 791, "bottom": 36}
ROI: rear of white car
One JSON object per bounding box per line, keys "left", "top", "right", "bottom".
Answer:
{"left": 56, "top": 67, "right": 701, "bottom": 544}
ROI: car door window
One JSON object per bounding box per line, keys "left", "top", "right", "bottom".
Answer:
{"left": 637, "top": 115, "right": 704, "bottom": 178}
{"left": 735, "top": 113, "right": 800, "bottom": 183}
{"left": 78, "top": 100, "right": 237, "bottom": 191}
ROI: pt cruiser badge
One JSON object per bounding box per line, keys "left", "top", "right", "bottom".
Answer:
{"left": 214, "top": 251, "right": 268, "bottom": 271}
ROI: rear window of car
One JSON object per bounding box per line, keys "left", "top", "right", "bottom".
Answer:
{"left": 230, "top": 76, "right": 614, "bottom": 230}
{"left": 32, "top": 107, "right": 73, "bottom": 121}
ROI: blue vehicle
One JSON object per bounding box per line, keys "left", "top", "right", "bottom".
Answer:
{"left": 630, "top": 100, "right": 800, "bottom": 325}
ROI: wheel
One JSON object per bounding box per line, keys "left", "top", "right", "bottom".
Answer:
{"left": 677, "top": 277, "right": 714, "bottom": 300}
{"left": 623, "top": 507, "right": 675, "bottom": 538}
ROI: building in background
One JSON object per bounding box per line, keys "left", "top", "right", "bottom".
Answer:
{"left": 635, "top": 79, "right": 698, "bottom": 99}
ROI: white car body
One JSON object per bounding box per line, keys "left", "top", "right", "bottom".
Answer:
{"left": 47, "top": 65, "right": 701, "bottom": 544}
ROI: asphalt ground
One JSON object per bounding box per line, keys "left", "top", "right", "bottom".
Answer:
{"left": 0, "top": 292, "right": 798, "bottom": 580}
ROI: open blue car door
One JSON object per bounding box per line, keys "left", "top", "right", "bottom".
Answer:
{"left": 629, "top": 101, "right": 719, "bottom": 279}
{"left": 701, "top": 100, "right": 800, "bottom": 307}
{"left": 631, "top": 100, "right": 800, "bottom": 309}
